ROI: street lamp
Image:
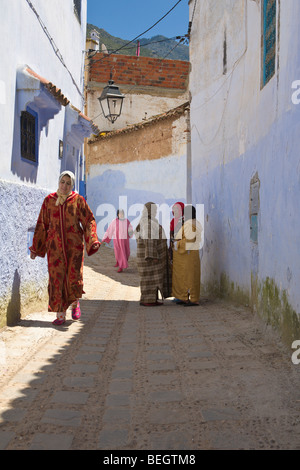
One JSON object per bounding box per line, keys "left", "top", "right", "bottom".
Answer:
{"left": 98, "top": 77, "right": 125, "bottom": 124}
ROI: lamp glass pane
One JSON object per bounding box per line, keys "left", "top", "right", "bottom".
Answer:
{"left": 107, "top": 97, "right": 122, "bottom": 120}
{"left": 99, "top": 96, "right": 110, "bottom": 119}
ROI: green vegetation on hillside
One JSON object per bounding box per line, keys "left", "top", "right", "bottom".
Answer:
{"left": 87, "top": 24, "right": 189, "bottom": 61}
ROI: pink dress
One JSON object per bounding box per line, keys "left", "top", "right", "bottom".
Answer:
{"left": 102, "top": 218, "right": 133, "bottom": 269}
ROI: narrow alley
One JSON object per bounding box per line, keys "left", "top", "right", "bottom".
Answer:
{"left": 0, "top": 245, "right": 299, "bottom": 451}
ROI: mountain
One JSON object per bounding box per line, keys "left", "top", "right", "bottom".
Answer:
{"left": 87, "top": 24, "right": 189, "bottom": 61}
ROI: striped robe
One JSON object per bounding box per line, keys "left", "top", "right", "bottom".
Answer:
{"left": 135, "top": 217, "right": 171, "bottom": 303}
{"left": 30, "top": 191, "right": 100, "bottom": 312}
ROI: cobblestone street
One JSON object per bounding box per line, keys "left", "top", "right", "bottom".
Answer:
{"left": 0, "top": 245, "right": 300, "bottom": 451}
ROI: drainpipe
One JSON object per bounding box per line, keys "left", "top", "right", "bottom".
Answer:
{"left": 186, "top": 104, "right": 192, "bottom": 204}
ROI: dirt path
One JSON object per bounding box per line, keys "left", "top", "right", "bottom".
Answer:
{"left": 0, "top": 245, "right": 299, "bottom": 450}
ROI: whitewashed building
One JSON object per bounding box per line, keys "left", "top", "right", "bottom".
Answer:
{"left": 189, "top": 0, "right": 300, "bottom": 344}
{"left": 0, "top": 0, "right": 98, "bottom": 326}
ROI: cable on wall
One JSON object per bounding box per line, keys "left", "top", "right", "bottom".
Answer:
{"left": 190, "top": 0, "right": 248, "bottom": 147}
{"left": 25, "top": 0, "right": 84, "bottom": 101}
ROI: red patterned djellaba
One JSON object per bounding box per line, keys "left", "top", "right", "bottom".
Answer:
{"left": 30, "top": 191, "right": 100, "bottom": 312}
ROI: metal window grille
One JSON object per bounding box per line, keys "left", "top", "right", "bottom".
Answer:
{"left": 263, "top": 0, "right": 276, "bottom": 86}
{"left": 74, "top": 0, "right": 81, "bottom": 22}
{"left": 20, "top": 111, "right": 36, "bottom": 162}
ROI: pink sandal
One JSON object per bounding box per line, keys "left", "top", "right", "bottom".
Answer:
{"left": 72, "top": 301, "right": 81, "bottom": 320}
{"left": 52, "top": 318, "right": 66, "bottom": 326}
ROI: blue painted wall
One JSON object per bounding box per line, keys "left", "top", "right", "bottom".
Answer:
{"left": 189, "top": 0, "right": 300, "bottom": 343}
{"left": 0, "top": 0, "right": 88, "bottom": 326}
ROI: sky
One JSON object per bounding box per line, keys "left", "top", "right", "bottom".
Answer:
{"left": 87, "top": 0, "right": 189, "bottom": 40}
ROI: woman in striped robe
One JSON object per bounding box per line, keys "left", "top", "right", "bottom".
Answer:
{"left": 135, "top": 202, "right": 171, "bottom": 306}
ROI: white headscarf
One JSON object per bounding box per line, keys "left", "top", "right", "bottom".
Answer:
{"left": 59, "top": 171, "right": 75, "bottom": 187}
{"left": 56, "top": 171, "right": 75, "bottom": 206}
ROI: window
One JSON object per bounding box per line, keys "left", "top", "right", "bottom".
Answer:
{"left": 262, "top": 0, "right": 277, "bottom": 87}
{"left": 20, "top": 109, "right": 38, "bottom": 163}
{"left": 74, "top": 0, "right": 81, "bottom": 23}
{"left": 58, "top": 140, "right": 64, "bottom": 159}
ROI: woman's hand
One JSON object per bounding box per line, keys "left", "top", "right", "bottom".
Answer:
{"left": 30, "top": 252, "right": 36, "bottom": 260}
{"left": 91, "top": 242, "right": 101, "bottom": 251}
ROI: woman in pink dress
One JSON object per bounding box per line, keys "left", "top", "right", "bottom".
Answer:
{"left": 102, "top": 209, "right": 133, "bottom": 272}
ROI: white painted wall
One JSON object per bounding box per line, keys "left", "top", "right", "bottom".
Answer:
{"left": 86, "top": 113, "right": 189, "bottom": 251}
{"left": 87, "top": 86, "right": 189, "bottom": 132}
{"left": 0, "top": 0, "right": 87, "bottom": 187}
{"left": 189, "top": 0, "right": 300, "bottom": 340}
{"left": 88, "top": 153, "right": 187, "bottom": 240}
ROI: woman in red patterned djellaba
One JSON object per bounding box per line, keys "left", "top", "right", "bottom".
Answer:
{"left": 30, "top": 171, "right": 101, "bottom": 325}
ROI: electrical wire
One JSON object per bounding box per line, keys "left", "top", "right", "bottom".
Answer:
{"left": 187, "top": 0, "right": 198, "bottom": 38}
{"left": 101, "top": 35, "right": 186, "bottom": 54}
{"left": 25, "top": 0, "right": 84, "bottom": 101}
{"left": 190, "top": 0, "right": 198, "bottom": 24}
{"left": 87, "top": 0, "right": 189, "bottom": 121}
{"left": 89, "top": 34, "right": 188, "bottom": 122}
{"left": 88, "top": 0, "right": 184, "bottom": 67}
{"left": 160, "top": 36, "right": 187, "bottom": 60}
{"left": 190, "top": 0, "right": 248, "bottom": 147}
{"left": 86, "top": 34, "right": 187, "bottom": 65}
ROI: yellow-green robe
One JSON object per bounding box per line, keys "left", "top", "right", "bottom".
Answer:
{"left": 172, "top": 219, "right": 202, "bottom": 303}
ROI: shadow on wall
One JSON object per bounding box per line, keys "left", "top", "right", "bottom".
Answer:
{"left": 10, "top": 82, "right": 38, "bottom": 183}
{"left": 6, "top": 269, "right": 21, "bottom": 326}
{"left": 87, "top": 169, "right": 184, "bottom": 239}
{"left": 88, "top": 169, "right": 168, "bottom": 206}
